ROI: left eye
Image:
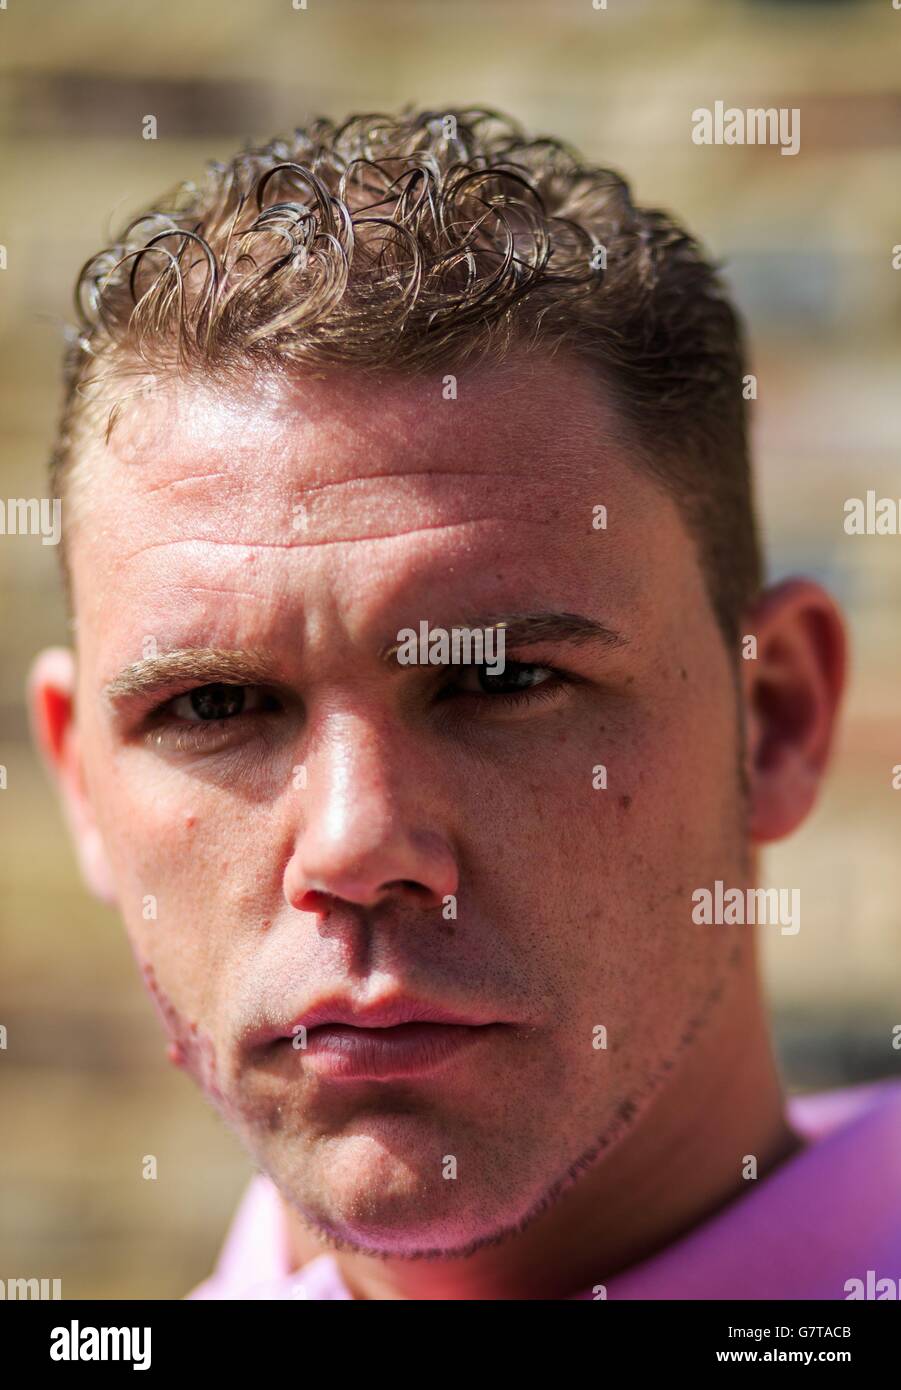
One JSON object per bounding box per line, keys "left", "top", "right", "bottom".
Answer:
{"left": 452, "top": 663, "right": 555, "bottom": 696}
{"left": 169, "top": 683, "right": 274, "bottom": 721}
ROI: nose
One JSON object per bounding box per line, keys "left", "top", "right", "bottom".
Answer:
{"left": 282, "top": 714, "right": 459, "bottom": 916}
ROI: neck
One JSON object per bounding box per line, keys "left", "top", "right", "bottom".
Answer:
{"left": 283, "top": 962, "right": 799, "bottom": 1300}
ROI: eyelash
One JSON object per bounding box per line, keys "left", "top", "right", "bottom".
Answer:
{"left": 142, "top": 663, "right": 570, "bottom": 751}
{"left": 448, "top": 667, "right": 566, "bottom": 712}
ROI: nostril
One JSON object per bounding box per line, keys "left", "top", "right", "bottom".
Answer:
{"left": 383, "top": 880, "right": 444, "bottom": 909}
{"left": 298, "top": 889, "right": 334, "bottom": 919}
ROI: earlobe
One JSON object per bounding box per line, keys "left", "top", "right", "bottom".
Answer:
{"left": 77, "top": 824, "right": 118, "bottom": 906}
{"left": 742, "top": 580, "right": 847, "bottom": 845}
{"left": 27, "top": 646, "right": 118, "bottom": 907}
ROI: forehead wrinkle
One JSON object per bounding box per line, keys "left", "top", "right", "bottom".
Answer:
{"left": 288, "top": 468, "right": 536, "bottom": 497}
{"left": 113, "top": 517, "right": 512, "bottom": 568}
{"left": 181, "top": 584, "right": 265, "bottom": 603}
{"left": 139, "top": 470, "right": 232, "bottom": 496}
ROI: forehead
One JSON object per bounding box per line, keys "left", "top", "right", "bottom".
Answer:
{"left": 81, "top": 354, "right": 633, "bottom": 507}
{"left": 66, "top": 354, "right": 698, "bottom": 666}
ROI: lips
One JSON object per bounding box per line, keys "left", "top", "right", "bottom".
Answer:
{"left": 257, "top": 995, "right": 505, "bottom": 1081}
{"left": 289, "top": 996, "right": 493, "bottom": 1032}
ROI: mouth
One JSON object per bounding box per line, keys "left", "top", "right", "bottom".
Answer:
{"left": 257, "top": 996, "right": 508, "bottom": 1082}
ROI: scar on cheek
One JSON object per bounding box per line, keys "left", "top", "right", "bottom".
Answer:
{"left": 138, "top": 958, "right": 226, "bottom": 1107}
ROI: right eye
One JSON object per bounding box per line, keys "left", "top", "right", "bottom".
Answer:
{"left": 168, "top": 683, "right": 273, "bottom": 722}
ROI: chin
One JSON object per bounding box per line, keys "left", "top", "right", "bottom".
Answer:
{"left": 270, "top": 1130, "right": 534, "bottom": 1258}
{"left": 298, "top": 1195, "right": 518, "bottom": 1260}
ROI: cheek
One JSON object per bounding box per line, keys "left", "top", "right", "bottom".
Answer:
{"left": 85, "top": 745, "right": 282, "bottom": 1053}
{"left": 87, "top": 733, "right": 273, "bottom": 916}
{"left": 486, "top": 686, "right": 740, "bottom": 1006}
{"left": 134, "top": 951, "right": 231, "bottom": 1113}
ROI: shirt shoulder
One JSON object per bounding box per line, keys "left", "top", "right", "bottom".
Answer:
{"left": 592, "top": 1078, "right": 901, "bottom": 1300}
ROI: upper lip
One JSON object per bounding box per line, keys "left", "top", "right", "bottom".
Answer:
{"left": 270, "top": 994, "right": 498, "bottom": 1041}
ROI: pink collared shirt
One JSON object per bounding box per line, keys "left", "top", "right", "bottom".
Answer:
{"left": 187, "top": 1079, "right": 901, "bottom": 1300}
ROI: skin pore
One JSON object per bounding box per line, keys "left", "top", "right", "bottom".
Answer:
{"left": 29, "top": 350, "right": 845, "bottom": 1300}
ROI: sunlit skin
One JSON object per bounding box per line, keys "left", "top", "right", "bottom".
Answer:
{"left": 30, "top": 351, "right": 845, "bottom": 1300}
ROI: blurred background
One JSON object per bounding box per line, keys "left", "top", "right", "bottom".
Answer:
{"left": 1, "top": 0, "right": 899, "bottom": 1298}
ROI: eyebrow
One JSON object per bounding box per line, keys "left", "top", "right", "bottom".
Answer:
{"left": 103, "top": 613, "right": 627, "bottom": 703}
{"left": 379, "top": 612, "right": 627, "bottom": 663}
{"left": 103, "top": 649, "right": 279, "bottom": 704}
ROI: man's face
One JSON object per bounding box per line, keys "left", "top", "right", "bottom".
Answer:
{"left": 62, "top": 353, "right": 747, "bottom": 1255}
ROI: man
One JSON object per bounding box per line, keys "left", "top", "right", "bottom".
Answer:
{"left": 29, "top": 107, "right": 900, "bottom": 1300}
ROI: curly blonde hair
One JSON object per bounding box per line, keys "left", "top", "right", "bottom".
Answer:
{"left": 53, "top": 105, "right": 759, "bottom": 639}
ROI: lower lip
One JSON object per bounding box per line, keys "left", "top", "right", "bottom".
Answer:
{"left": 281, "top": 1021, "right": 500, "bottom": 1080}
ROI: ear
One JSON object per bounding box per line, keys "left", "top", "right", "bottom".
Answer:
{"left": 741, "top": 579, "right": 847, "bottom": 844}
{"left": 27, "top": 646, "right": 118, "bottom": 905}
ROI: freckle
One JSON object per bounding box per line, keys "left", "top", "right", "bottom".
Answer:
{"left": 619, "top": 794, "right": 632, "bottom": 811}
{"left": 680, "top": 668, "right": 688, "bottom": 680}
{"left": 625, "top": 675, "right": 634, "bottom": 687}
